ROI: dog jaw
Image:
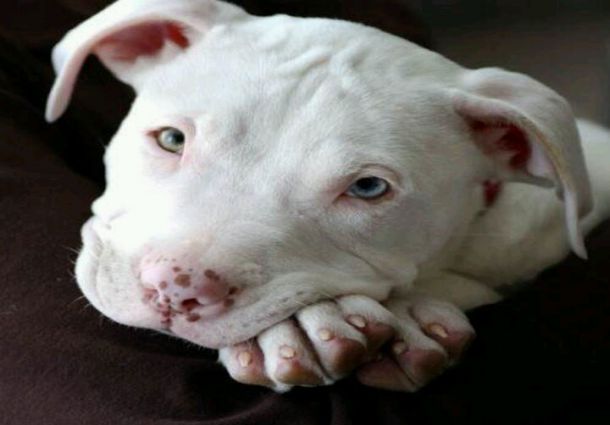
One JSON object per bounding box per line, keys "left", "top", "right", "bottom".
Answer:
{"left": 78, "top": 215, "right": 402, "bottom": 348}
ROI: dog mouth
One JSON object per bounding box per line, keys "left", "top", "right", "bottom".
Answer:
{"left": 141, "top": 284, "right": 241, "bottom": 328}
{"left": 165, "top": 289, "right": 314, "bottom": 347}
{"left": 78, "top": 217, "right": 323, "bottom": 347}
{"left": 78, "top": 215, "right": 394, "bottom": 348}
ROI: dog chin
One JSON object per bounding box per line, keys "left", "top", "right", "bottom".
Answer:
{"left": 164, "top": 302, "right": 302, "bottom": 348}
{"left": 74, "top": 218, "right": 108, "bottom": 316}
{"left": 75, "top": 218, "right": 157, "bottom": 328}
{"left": 152, "top": 277, "right": 326, "bottom": 348}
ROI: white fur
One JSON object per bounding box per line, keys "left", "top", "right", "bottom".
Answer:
{"left": 49, "top": 0, "right": 610, "bottom": 368}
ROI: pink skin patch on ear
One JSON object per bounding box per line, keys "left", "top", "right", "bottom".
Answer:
{"left": 98, "top": 21, "right": 190, "bottom": 62}
{"left": 483, "top": 180, "right": 502, "bottom": 207}
{"left": 499, "top": 125, "right": 532, "bottom": 169}
{"left": 165, "top": 23, "right": 190, "bottom": 49}
{"left": 471, "top": 122, "right": 532, "bottom": 170}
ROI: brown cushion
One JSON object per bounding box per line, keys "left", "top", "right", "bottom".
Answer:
{"left": 2, "top": 89, "right": 609, "bottom": 422}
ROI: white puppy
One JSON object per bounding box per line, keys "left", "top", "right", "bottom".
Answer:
{"left": 47, "top": 0, "right": 610, "bottom": 392}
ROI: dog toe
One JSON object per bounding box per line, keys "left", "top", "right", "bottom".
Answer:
{"left": 391, "top": 342, "right": 448, "bottom": 386}
{"left": 218, "top": 342, "right": 273, "bottom": 387}
{"left": 356, "top": 320, "right": 395, "bottom": 356}
{"left": 297, "top": 302, "right": 368, "bottom": 379}
{"left": 423, "top": 323, "right": 475, "bottom": 361}
{"left": 272, "top": 352, "right": 326, "bottom": 386}
{"left": 407, "top": 297, "right": 476, "bottom": 363}
{"left": 357, "top": 356, "right": 417, "bottom": 391}
{"left": 257, "top": 319, "right": 328, "bottom": 390}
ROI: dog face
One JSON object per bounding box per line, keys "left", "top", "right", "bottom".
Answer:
{"left": 48, "top": 0, "right": 591, "bottom": 348}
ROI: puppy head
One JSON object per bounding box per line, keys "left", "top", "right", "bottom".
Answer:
{"left": 48, "top": 0, "right": 592, "bottom": 347}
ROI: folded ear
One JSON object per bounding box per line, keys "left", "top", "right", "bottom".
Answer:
{"left": 46, "top": 0, "right": 247, "bottom": 122}
{"left": 452, "top": 67, "right": 593, "bottom": 258}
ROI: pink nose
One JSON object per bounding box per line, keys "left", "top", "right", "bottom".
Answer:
{"left": 139, "top": 252, "right": 230, "bottom": 312}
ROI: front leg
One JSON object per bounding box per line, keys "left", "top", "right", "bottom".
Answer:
{"left": 218, "top": 289, "right": 479, "bottom": 392}
{"left": 411, "top": 272, "right": 503, "bottom": 310}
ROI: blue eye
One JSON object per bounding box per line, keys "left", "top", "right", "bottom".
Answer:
{"left": 346, "top": 177, "right": 390, "bottom": 200}
{"left": 155, "top": 127, "right": 185, "bottom": 153}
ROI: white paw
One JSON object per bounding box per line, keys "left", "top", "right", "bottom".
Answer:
{"left": 218, "top": 295, "right": 395, "bottom": 391}
{"left": 218, "top": 295, "right": 475, "bottom": 392}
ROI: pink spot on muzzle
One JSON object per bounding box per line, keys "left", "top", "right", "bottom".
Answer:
{"left": 174, "top": 274, "right": 191, "bottom": 288}
{"left": 139, "top": 252, "right": 231, "bottom": 316}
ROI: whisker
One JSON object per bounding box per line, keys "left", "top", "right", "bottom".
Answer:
{"left": 67, "top": 295, "right": 87, "bottom": 307}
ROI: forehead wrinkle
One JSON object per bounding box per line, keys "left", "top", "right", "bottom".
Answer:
{"left": 146, "top": 34, "right": 276, "bottom": 105}
{"left": 141, "top": 24, "right": 419, "bottom": 199}
{"left": 250, "top": 91, "right": 408, "bottom": 203}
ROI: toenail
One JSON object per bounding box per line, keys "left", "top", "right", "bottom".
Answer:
{"left": 347, "top": 315, "right": 367, "bottom": 329}
{"left": 238, "top": 351, "right": 252, "bottom": 368}
{"left": 392, "top": 341, "right": 408, "bottom": 356}
{"left": 426, "top": 323, "right": 449, "bottom": 339}
{"left": 317, "top": 328, "right": 334, "bottom": 341}
{"left": 279, "top": 345, "right": 296, "bottom": 359}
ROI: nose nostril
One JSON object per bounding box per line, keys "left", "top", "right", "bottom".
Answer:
{"left": 181, "top": 298, "right": 201, "bottom": 311}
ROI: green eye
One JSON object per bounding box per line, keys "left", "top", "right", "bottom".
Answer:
{"left": 156, "top": 127, "right": 185, "bottom": 153}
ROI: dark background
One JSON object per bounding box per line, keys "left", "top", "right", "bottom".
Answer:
{"left": 416, "top": 0, "right": 610, "bottom": 126}
{"left": 1, "top": 1, "right": 610, "bottom": 424}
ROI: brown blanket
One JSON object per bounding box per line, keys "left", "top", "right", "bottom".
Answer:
{"left": 2, "top": 2, "right": 609, "bottom": 424}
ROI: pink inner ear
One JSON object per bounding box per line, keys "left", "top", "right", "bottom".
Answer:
{"left": 97, "top": 21, "right": 190, "bottom": 62}
{"left": 471, "top": 121, "right": 532, "bottom": 170}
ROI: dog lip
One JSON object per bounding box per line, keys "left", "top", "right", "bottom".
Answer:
{"left": 169, "top": 302, "right": 302, "bottom": 348}
{"left": 81, "top": 216, "right": 98, "bottom": 241}
{"left": 164, "top": 285, "right": 323, "bottom": 347}
{"left": 179, "top": 296, "right": 232, "bottom": 319}
{"left": 190, "top": 299, "right": 231, "bottom": 318}
{"left": 84, "top": 215, "right": 113, "bottom": 242}
{"left": 77, "top": 217, "right": 111, "bottom": 315}
{"left": 145, "top": 288, "right": 234, "bottom": 322}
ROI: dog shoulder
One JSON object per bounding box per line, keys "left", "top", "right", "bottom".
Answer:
{"left": 453, "top": 184, "right": 569, "bottom": 287}
{"left": 577, "top": 119, "right": 610, "bottom": 230}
